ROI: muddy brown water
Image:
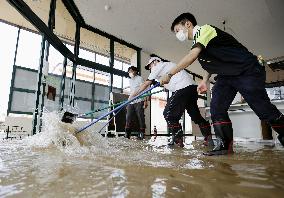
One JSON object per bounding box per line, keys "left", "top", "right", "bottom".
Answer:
{"left": 0, "top": 113, "right": 283, "bottom": 198}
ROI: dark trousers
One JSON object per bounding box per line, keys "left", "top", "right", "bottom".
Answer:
{"left": 163, "top": 85, "right": 207, "bottom": 126}
{"left": 125, "top": 101, "right": 146, "bottom": 131}
{"left": 211, "top": 63, "right": 282, "bottom": 122}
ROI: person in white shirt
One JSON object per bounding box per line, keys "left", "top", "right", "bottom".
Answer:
{"left": 125, "top": 66, "right": 148, "bottom": 139}
{"left": 130, "top": 57, "right": 213, "bottom": 147}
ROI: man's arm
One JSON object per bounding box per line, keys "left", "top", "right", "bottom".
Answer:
{"left": 160, "top": 46, "right": 202, "bottom": 85}
{"left": 129, "top": 80, "right": 152, "bottom": 99}
{"left": 202, "top": 71, "right": 211, "bottom": 82}
{"left": 197, "top": 71, "right": 212, "bottom": 94}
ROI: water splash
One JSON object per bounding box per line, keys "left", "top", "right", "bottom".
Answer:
{"left": 18, "top": 111, "right": 210, "bottom": 169}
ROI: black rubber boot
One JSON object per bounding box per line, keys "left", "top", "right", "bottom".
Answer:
{"left": 174, "top": 129, "right": 184, "bottom": 147}
{"left": 199, "top": 121, "right": 214, "bottom": 147}
{"left": 125, "top": 128, "right": 131, "bottom": 139}
{"left": 167, "top": 124, "right": 184, "bottom": 148}
{"left": 278, "top": 135, "right": 284, "bottom": 146}
{"left": 204, "top": 135, "right": 214, "bottom": 147}
{"left": 269, "top": 115, "right": 284, "bottom": 146}
{"left": 204, "top": 119, "right": 233, "bottom": 156}
{"left": 167, "top": 129, "right": 175, "bottom": 146}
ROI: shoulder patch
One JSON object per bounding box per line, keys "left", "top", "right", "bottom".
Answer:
{"left": 193, "top": 24, "right": 217, "bottom": 48}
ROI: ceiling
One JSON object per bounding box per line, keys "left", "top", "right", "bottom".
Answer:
{"left": 74, "top": 0, "right": 284, "bottom": 76}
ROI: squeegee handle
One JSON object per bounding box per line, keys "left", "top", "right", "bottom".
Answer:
{"left": 79, "top": 89, "right": 163, "bottom": 117}
{"left": 97, "top": 106, "right": 124, "bottom": 134}
{"left": 77, "top": 83, "right": 160, "bottom": 133}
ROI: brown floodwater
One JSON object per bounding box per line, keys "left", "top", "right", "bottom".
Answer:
{"left": 0, "top": 113, "right": 283, "bottom": 198}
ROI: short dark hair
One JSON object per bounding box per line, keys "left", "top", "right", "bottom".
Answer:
{"left": 128, "top": 66, "right": 138, "bottom": 73}
{"left": 171, "top": 13, "right": 197, "bottom": 32}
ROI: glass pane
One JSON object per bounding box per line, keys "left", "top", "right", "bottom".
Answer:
{"left": 79, "top": 48, "right": 95, "bottom": 61}
{"left": 94, "top": 70, "right": 110, "bottom": 86}
{"left": 48, "top": 45, "right": 64, "bottom": 75}
{"left": 15, "top": 29, "right": 41, "bottom": 69}
{"left": 114, "top": 42, "right": 137, "bottom": 64}
{"left": 14, "top": 67, "right": 37, "bottom": 90}
{"left": 113, "top": 75, "right": 122, "bottom": 89}
{"left": 75, "top": 100, "right": 92, "bottom": 115}
{"left": 94, "top": 84, "right": 110, "bottom": 102}
{"left": 96, "top": 54, "right": 110, "bottom": 66}
{"left": 11, "top": 91, "right": 36, "bottom": 113}
{"left": 114, "top": 60, "right": 123, "bottom": 70}
{"left": 0, "top": 22, "right": 18, "bottom": 117}
{"left": 76, "top": 65, "right": 94, "bottom": 82}
{"left": 122, "top": 62, "right": 131, "bottom": 72}
{"left": 80, "top": 28, "right": 110, "bottom": 60}
{"left": 66, "top": 43, "right": 74, "bottom": 53}
{"left": 75, "top": 80, "right": 93, "bottom": 100}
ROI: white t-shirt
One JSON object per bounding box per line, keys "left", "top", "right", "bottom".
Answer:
{"left": 148, "top": 62, "right": 196, "bottom": 92}
{"left": 129, "top": 75, "right": 144, "bottom": 104}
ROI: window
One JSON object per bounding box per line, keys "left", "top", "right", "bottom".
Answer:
{"left": 80, "top": 28, "right": 110, "bottom": 62}
{"left": 96, "top": 54, "right": 110, "bottom": 66}
{"left": 114, "top": 60, "right": 123, "bottom": 70}
{"left": 114, "top": 42, "right": 136, "bottom": 64}
{"left": 79, "top": 47, "right": 95, "bottom": 61}
{"left": 94, "top": 70, "right": 110, "bottom": 86}
{"left": 0, "top": 22, "right": 19, "bottom": 118}
{"left": 48, "top": 45, "right": 64, "bottom": 75}
{"left": 76, "top": 65, "right": 94, "bottom": 82}
{"left": 15, "top": 29, "right": 41, "bottom": 69}
{"left": 113, "top": 75, "right": 122, "bottom": 89}
{"left": 123, "top": 62, "right": 131, "bottom": 72}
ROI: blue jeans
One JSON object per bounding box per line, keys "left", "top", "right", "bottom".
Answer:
{"left": 211, "top": 63, "right": 281, "bottom": 122}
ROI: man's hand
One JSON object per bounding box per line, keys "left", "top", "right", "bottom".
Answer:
{"left": 197, "top": 80, "right": 208, "bottom": 94}
{"left": 128, "top": 94, "right": 135, "bottom": 100}
{"left": 160, "top": 74, "right": 171, "bottom": 86}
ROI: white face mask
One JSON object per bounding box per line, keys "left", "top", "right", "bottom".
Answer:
{"left": 129, "top": 73, "right": 134, "bottom": 78}
{"left": 176, "top": 28, "right": 188, "bottom": 42}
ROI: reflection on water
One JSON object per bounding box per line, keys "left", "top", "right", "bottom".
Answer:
{"left": 0, "top": 112, "right": 283, "bottom": 197}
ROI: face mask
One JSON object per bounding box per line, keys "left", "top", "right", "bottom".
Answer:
{"left": 176, "top": 28, "right": 188, "bottom": 42}
{"left": 129, "top": 73, "right": 134, "bottom": 78}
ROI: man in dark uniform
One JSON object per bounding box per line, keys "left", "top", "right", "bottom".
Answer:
{"left": 160, "top": 12, "right": 284, "bottom": 155}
